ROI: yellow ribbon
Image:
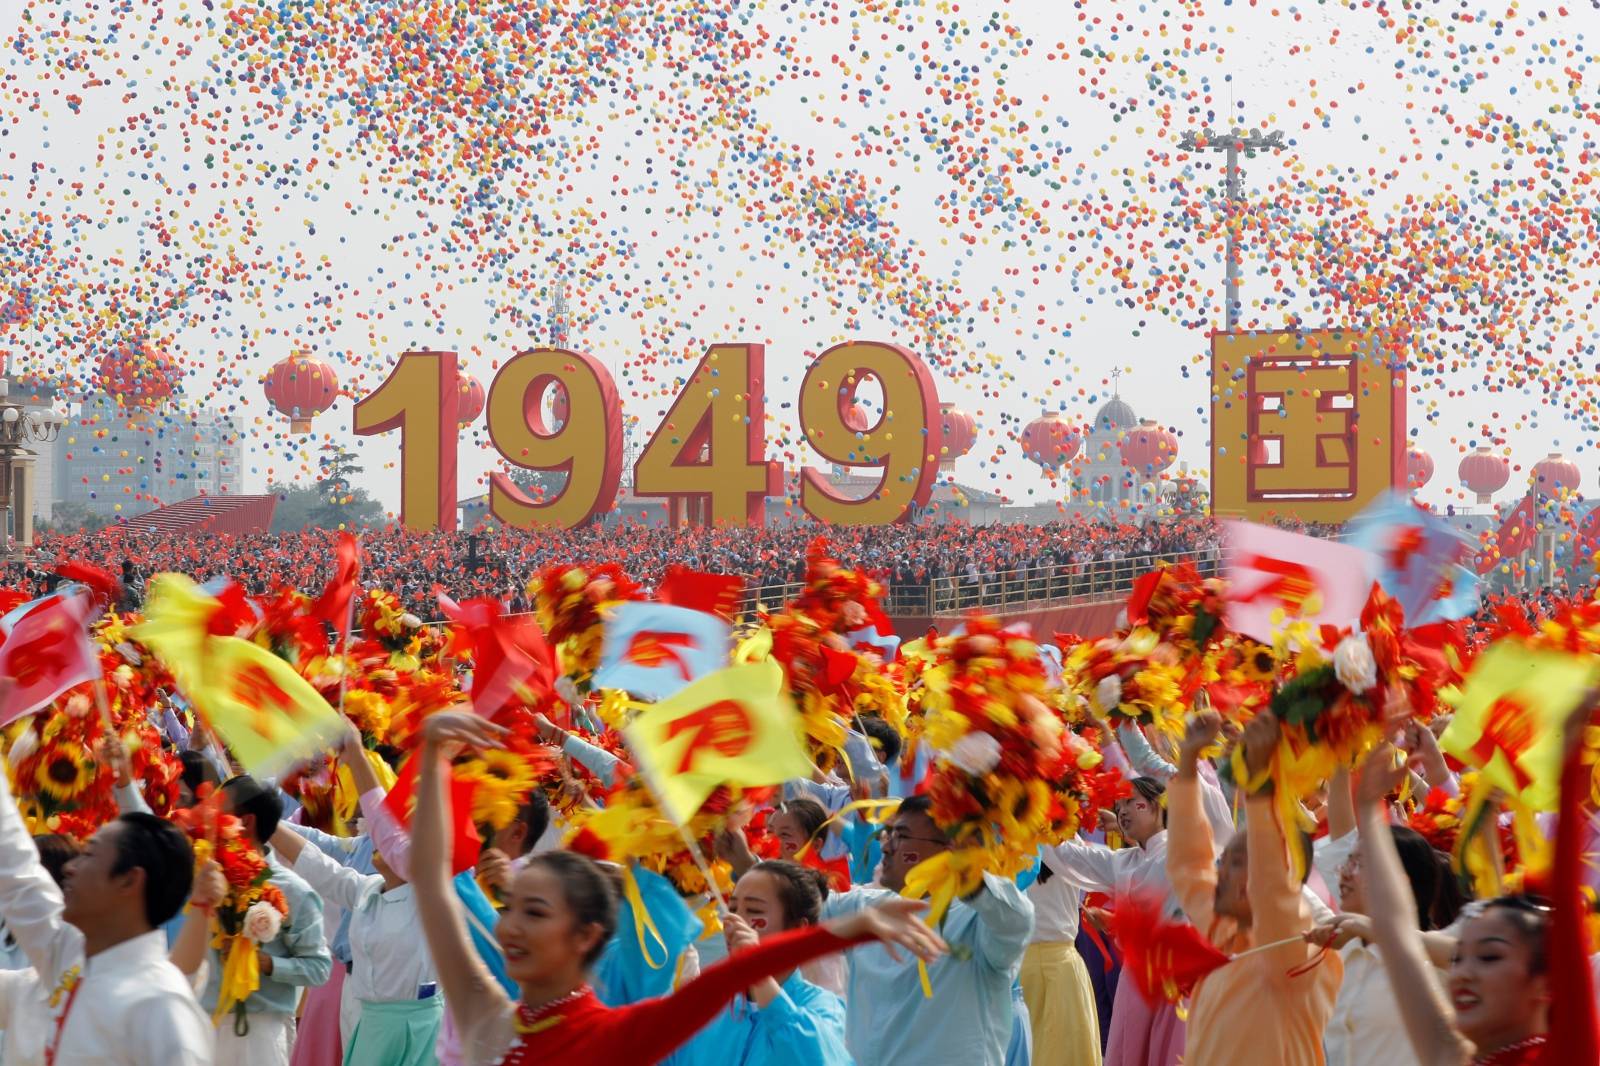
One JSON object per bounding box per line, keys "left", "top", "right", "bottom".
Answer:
{"left": 621, "top": 865, "right": 669, "bottom": 971}
{"left": 899, "top": 848, "right": 988, "bottom": 998}
{"left": 213, "top": 935, "right": 261, "bottom": 1024}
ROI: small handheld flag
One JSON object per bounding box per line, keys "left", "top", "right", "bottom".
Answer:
{"left": 596, "top": 602, "right": 731, "bottom": 701}
{"left": 623, "top": 659, "right": 811, "bottom": 824}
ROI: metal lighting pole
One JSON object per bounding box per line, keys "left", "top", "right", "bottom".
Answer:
{"left": 1178, "top": 128, "right": 1285, "bottom": 332}
{"left": 0, "top": 377, "right": 61, "bottom": 553}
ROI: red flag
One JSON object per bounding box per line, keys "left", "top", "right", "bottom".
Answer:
{"left": 657, "top": 567, "right": 744, "bottom": 621}
{"left": 0, "top": 590, "right": 101, "bottom": 727}
{"left": 312, "top": 532, "right": 361, "bottom": 640}
{"left": 1477, "top": 494, "right": 1538, "bottom": 575}
{"left": 1107, "top": 893, "right": 1232, "bottom": 1003}
{"left": 437, "top": 594, "right": 555, "bottom": 721}
{"left": 53, "top": 562, "right": 122, "bottom": 610}
{"left": 383, "top": 753, "right": 481, "bottom": 875}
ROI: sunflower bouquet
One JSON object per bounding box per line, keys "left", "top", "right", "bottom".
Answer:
{"left": 1065, "top": 629, "right": 1190, "bottom": 741}
{"left": 912, "top": 615, "right": 1083, "bottom": 921}
{"left": 529, "top": 563, "right": 642, "bottom": 691}
{"left": 174, "top": 804, "right": 290, "bottom": 1029}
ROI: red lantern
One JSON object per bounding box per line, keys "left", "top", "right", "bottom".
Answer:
{"left": 1532, "top": 452, "right": 1581, "bottom": 496}
{"left": 1019, "top": 411, "right": 1082, "bottom": 475}
{"left": 843, "top": 400, "right": 870, "bottom": 432}
{"left": 1407, "top": 447, "right": 1434, "bottom": 490}
{"left": 98, "top": 342, "right": 178, "bottom": 411}
{"left": 1458, "top": 446, "right": 1510, "bottom": 505}
{"left": 938, "top": 403, "right": 976, "bottom": 466}
{"left": 456, "top": 374, "right": 486, "bottom": 425}
{"left": 1119, "top": 419, "right": 1178, "bottom": 477}
{"left": 263, "top": 352, "right": 338, "bottom": 433}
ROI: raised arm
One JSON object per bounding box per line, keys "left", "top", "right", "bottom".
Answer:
{"left": 170, "top": 859, "right": 227, "bottom": 977}
{"left": 612, "top": 900, "right": 943, "bottom": 1061}
{"left": 278, "top": 825, "right": 382, "bottom": 914}
{"left": 1166, "top": 711, "right": 1222, "bottom": 930}
{"left": 1238, "top": 714, "right": 1318, "bottom": 968}
{"left": 411, "top": 711, "right": 512, "bottom": 1038}
{"left": 1356, "top": 743, "right": 1471, "bottom": 1066}
{"left": 0, "top": 735, "right": 79, "bottom": 985}
{"left": 963, "top": 872, "right": 1035, "bottom": 972}
{"left": 1546, "top": 703, "right": 1599, "bottom": 1062}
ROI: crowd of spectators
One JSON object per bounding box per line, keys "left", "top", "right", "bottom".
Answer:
{"left": 18, "top": 515, "right": 1348, "bottom": 617}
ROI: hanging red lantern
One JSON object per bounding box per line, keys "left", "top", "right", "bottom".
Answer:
{"left": 1019, "top": 411, "right": 1082, "bottom": 475}
{"left": 938, "top": 403, "right": 976, "bottom": 466}
{"left": 457, "top": 373, "right": 486, "bottom": 425}
{"left": 1458, "top": 447, "right": 1510, "bottom": 505}
{"left": 1531, "top": 452, "right": 1581, "bottom": 496}
{"left": 263, "top": 352, "right": 339, "bottom": 433}
{"left": 1407, "top": 447, "right": 1434, "bottom": 490}
{"left": 98, "top": 341, "right": 179, "bottom": 411}
{"left": 1119, "top": 419, "right": 1179, "bottom": 477}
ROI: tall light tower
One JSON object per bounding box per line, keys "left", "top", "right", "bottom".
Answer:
{"left": 1178, "top": 128, "right": 1285, "bottom": 332}
{"left": 548, "top": 269, "right": 570, "bottom": 349}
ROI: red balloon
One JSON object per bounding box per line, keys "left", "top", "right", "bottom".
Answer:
{"left": 938, "top": 403, "right": 976, "bottom": 462}
{"left": 1019, "top": 411, "right": 1082, "bottom": 474}
{"left": 98, "top": 342, "right": 178, "bottom": 410}
{"left": 1119, "top": 419, "right": 1178, "bottom": 476}
{"left": 263, "top": 352, "right": 339, "bottom": 433}
{"left": 456, "top": 373, "right": 486, "bottom": 425}
{"left": 1407, "top": 447, "right": 1434, "bottom": 490}
{"left": 1531, "top": 452, "right": 1581, "bottom": 495}
{"left": 1458, "top": 446, "right": 1510, "bottom": 504}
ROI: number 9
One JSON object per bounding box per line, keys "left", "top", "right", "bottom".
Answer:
{"left": 799, "top": 341, "right": 940, "bottom": 524}
{"left": 487, "top": 348, "right": 623, "bottom": 529}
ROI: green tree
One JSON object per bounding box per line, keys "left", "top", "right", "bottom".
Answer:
{"left": 268, "top": 443, "right": 385, "bottom": 531}
{"left": 39, "top": 501, "right": 113, "bottom": 534}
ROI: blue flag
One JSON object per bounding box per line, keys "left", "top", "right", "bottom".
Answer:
{"left": 1347, "top": 491, "right": 1477, "bottom": 623}
{"left": 595, "top": 602, "right": 731, "bottom": 701}
{"left": 845, "top": 624, "right": 901, "bottom": 662}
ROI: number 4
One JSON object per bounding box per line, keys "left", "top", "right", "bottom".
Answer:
{"left": 633, "top": 344, "right": 782, "bottom": 526}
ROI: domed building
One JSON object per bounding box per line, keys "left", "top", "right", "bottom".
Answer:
{"left": 1074, "top": 384, "right": 1143, "bottom": 510}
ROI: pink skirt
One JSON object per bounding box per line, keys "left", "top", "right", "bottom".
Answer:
{"left": 290, "top": 962, "right": 346, "bottom": 1066}
{"left": 1104, "top": 978, "right": 1184, "bottom": 1066}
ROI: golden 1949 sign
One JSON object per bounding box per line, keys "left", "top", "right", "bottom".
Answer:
{"left": 355, "top": 330, "right": 1405, "bottom": 531}
{"left": 354, "top": 342, "right": 941, "bottom": 531}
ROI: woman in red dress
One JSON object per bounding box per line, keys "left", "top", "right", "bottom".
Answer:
{"left": 409, "top": 712, "right": 947, "bottom": 1066}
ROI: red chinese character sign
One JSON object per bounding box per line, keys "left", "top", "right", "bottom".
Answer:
{"left": 1211, "top": 330, "right": 1405, "bottom": 522}
{"left": 354, "top": 342, "right": 941, "bottom": 531}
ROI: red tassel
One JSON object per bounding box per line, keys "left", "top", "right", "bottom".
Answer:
{"left": 1107, "top": 893, "right": 1231, "bottom": 1003}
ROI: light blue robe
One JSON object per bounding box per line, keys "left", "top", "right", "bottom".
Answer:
{"left": 669, "top": 971, "right": 852, "bottom": 1066}
{"left": 823, "top": 873, "right": 1034, "bottom": 1066}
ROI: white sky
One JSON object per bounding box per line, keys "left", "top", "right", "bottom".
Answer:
{"left": 4, "top": 0, "right": 1597, "bottom": 518}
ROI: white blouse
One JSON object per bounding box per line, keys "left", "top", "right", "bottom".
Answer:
{"left": 293, "top": 845, "right": 437, "bottom": 1003}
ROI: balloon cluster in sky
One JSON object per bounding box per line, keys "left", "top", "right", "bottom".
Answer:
{"left": 1, "top": 0, "right": 1596, "bottom": 512}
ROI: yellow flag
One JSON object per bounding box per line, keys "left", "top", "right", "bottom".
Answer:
{"left": 133, "top": 575, "right": 346, "bottom": 777}
{"left": 623, "top": 659, "right": 811, "bottom": 824}
{"left": 1439, "top": 640, "right": 1600, "bottom": 811}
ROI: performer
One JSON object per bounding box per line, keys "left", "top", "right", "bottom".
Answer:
{"left": 670, "top": 860, "right": 850, "bottom": 1066}
{"left": 1022, "top": 859, "right": 1102, "bottom": 1066}
{"left": 1039, "top": 776, "right": 1182, "bottom": 1066}
{"left": 0, "top": 746, "right": 213, "bottom": 1064}
{"left": 203, "top": 774, "right": 332, "bottom": 1066}
{"left": 824, "top": 793, "right": 1035, "bottom": 1066}
{"left": 1355, "top": 702, "right": 1600, "bottom": 1066}
{"left": 1167, "top": 711, "right": 1344, "bottom": 1065}
{"left": 1307, "top": 775, "right": 1461, "bottom": 1066}
{"left": 409, "top": 712, "right": 945, "bottom": 1066}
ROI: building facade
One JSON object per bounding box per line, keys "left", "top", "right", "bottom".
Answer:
{"left": 54, "top": 394, "right": 243, "bottom": 519}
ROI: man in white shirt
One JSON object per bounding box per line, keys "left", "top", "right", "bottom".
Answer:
{"left": 0, "top": 762, "right": 213, "bottom": 1064}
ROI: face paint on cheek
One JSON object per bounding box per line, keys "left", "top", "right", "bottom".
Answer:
{"left": 748, "top": 917, "right": 768, "bottom": 931}
{"left": 901, "top": 851, "right": 921, "bottom": 866}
